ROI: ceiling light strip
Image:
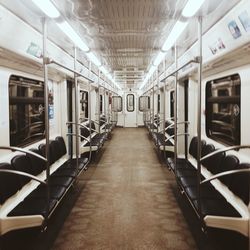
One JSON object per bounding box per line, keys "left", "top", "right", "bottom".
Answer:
{"left": 86, "top": 52, "right": 101, "bottom": 67}
{"left": 56, "top": 21, "right": 89, "bottom": 52}
{"left": 33, "top": 0, "right": 121, "bottom": 90}
{"left": 32, "top": 0, "right": 60, "bottom": 18}
{"left": 162, "top": 21, "right": 188, "bottom": 51}
{"left": 182, "top": 0, "right": 206, "bottom": 18}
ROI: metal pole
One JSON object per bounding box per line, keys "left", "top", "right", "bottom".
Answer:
{"left": 104, "top": 82, "right": 107, "bottom": 135}
{"left": 197, "top": 16, "right": 203, "bottom": 219}
{"left": 98, "top": 70, "right": 101, "bottom": 134}
{"left": 156, "top": 69, "right": 159, "bottom": 147}
{"left": 163, "top": 58, "right": 166, "bottom": 156}
{"left": 152, "top": 77, "right": 155, "bottom": 134}
{"left": 74, "top": 47, "right": 79, "bottom": 173}
{"left": 88, "top": 62, "right": 92, "bottom": 155}
{"left": 108, "top": 90, "right": 111, "bottom": 134}
{"left": 174, "top": 44, "right": 178, "bottom": 174}
{"left": 42, "top": 17, "right": 50, "bottom": 220}
{"left": 249, "top": 170, "right": 250, "bottom": 249}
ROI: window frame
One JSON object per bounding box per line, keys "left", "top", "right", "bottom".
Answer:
{"left": 170, "top": 90, "right": 174, "bottom": 120}
{"left": 100, "top": 94, "right": 103, "bottom": 113}
{"left": 139, "top": 96, "right": 150, "bottom": 112}
{"left": 80, "top": 90, "right": 88, "bottom": 118}
{"left": 157, "top": 94, "right": 160, "bottom": 113}
{"left": 111, "top": 96, "right": 122, "bottom": 112}
{"left": 126, "top": 94, "right": 135, "bottom": 112}
{"left": 9, "top": 75, "right": 45, "bottom": 147}
{"left": 205, "top": 74, "right": 241, "bottom": 146}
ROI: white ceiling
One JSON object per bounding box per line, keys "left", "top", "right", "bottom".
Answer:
{"left": 0, "top": 0, "right": 242, "bottom": 89}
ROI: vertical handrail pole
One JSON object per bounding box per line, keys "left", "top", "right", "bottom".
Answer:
{"left": 98, "top": 70, "right": 101, "bottom": 134}
{"left": 88, "top": 62, "right": 92, "bottom": 157}
{"left": 174, "top": 44, "right": 178, "bottom": 174}
{"left": 163, "top": 58, "right": 166, "bottom": 155}
{"left": 107, "top": 88, "right": 110, "bottom": 133}
{"left": 152, "top": 78, "right": 155, "bottom": 134}
{"left": 74, "top": 47, "right": 79, "bottom": 173}
{"left": 104, "top": 84, "right": 107, "bottom": 135}
{"left": 248, "top": 171, "right": 250, "bottom": 248}
{"left": 43, "top": 17, "right": 50, "bottom": 220}
{"left": 197, "top": 16, "right": 203, "bottom": 219}
{"left": 156, "top": 69, "right": 159, "bottom": 147}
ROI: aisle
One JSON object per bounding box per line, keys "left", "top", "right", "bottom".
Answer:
{"left": 52, "top": 128, "right": 197, "bottom": 250}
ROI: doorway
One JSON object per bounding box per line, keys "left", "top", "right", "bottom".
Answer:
{"left": 124, "top": 92, "right": 137, "bottom": 127}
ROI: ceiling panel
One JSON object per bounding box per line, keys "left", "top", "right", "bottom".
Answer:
{"left": 0, "top": 0, "right": 242, "bottom": 88}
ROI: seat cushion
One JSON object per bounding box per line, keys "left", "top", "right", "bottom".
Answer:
{"left": 176, "top": 168, "right": 197, "bottom": 178}
{"left": 185, "top": 185, "right": 223, "bottom": 200}
{"left": 0, "top": 163, "right": 21, "bottom": 204}
{"left": 62, "top": 158, "right": 88, "bottom": 172}
{"left": 178, "top": 176, "right": 198, "bottom": 188}
{"left": 49, "top": 176, "right": 74, "bottom": 187}
{"left": 30, "top": 185, "right": 66, "bottom": 200}
{"left": 8, "top": 197, "right": 57, "bottom": 217}
{"left": 166, "top": 158, "right": 187, "bottom": 171}
{"left": 193, "top": 198, "right": 241, "bottom": 217}
{"left": 52, "top": 168, "right": 76, "bottom": 178}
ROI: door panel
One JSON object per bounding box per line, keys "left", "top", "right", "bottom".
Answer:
{"left": 124, "top": 93, "right": 137, "bottom": 127}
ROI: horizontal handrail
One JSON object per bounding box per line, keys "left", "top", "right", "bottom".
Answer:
{"left": 0, "top": 146, "right": 47, "bottom": 162}
{"left": 160, "top": 58, "right": 200, "bottom": 82}
{"left": 165, "top": 133, "right": 189, "bottom": 143}
{"left": 200, "top": 145, "right": 250, "bottom": 162}
{"left": 87, "top": 127, "right": 99, "bottom": 133}
{"left": 165, "top": 121, "right": 189, "bottom": 132}
{"left": 47, "top": 59, "right": 94, "bottom": 82}
{"left": 201, "top": 168, "right": 250, "bottom": 185}
{"left": 66, "top": 133, "right": 90, "bottom": 143}
{"left": 79, "top": 117, "right": 89, "bottom": 122}
{"left": 100, "top": 118, "right": 107, "bottom": 122}
{"left": 158, "top": 119, "right": 166, "bottom": 124}
{"left": 67, "top": 121, "right": 100, "bottom": 133}
{"left": 166, "top": 117, "right": 174, "bottom": 121}
{"left": 67, "top": 122, "right": 94, "bottom": 132}
{"left": 0, "top": 169, "right": 46, "bottom": 185}
{"left": 66, "top": 122, "right": 90, "bottom": 131}
{"left": 90, "top": 120, "right": 101, "bottom": 126}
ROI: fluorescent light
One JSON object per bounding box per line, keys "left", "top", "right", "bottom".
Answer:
{"left": 162, "top": 21, "right": 188, "bottom": 51}
{"left": 112, "top": 79, "right": 121, "bottom": 90}
{"left": 57, "top": 21, "right": 89, "bottom": 52}
{"left": 139, "top": 79, "right": 147, "bottom": 90}
{"left": 182, "top": 0, "right": 206, "bottom": 18}
{"left": 98, "top": 68, "right": 121, "bottom": 90}
{"left": 139, "top": 65, "right": 156, "bottom": 90}
{"left": 107, "top": 74, "right": 112, "bottom": 80}
{"left": 148, "top": 65, "right": 156, "bottom": 78}
{"left": 153, "top": 51, "right": 166, "bottom": 66}
{"left": 86, "top": 52, "right": 101, "bottom": 67}
{"left": 32, "top": 0, "right": 60, "bottom": 18}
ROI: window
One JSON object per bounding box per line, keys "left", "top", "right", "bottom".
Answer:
{"left": 111, "top": 96, "right": 122, "bottom": 112}
{"left": 127, "top": 94, "right": 134, "bottom": 112}
{"left": 100, "top": 94, "right": 103, "bottom": 113}
{"left": 80, "top": 90, "right": 88, "bottom": 118}
{"left": 139, "top": 96, "right": 150, "bottom": 112}
{"left": 206, "top": 74, "right": 241, "bottom": 146}
{"left": 9, "top": 75, "right": 45, "bottom": 147}
{"left": 170, "top": 90, "right": 174, "bottom": 119}
{"left": 157, "top": 94, "right": 160, "bottom": 113}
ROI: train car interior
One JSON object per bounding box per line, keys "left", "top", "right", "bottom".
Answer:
{"left": 0, "top": 0, "right": 250, "bottom": 249}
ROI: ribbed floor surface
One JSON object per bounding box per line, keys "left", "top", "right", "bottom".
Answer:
{"left": 52, "top": 128, "right": 197, "bottom": 250}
